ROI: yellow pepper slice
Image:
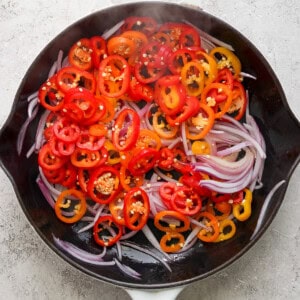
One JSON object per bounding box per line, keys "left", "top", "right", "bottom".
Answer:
{"left": 214, "top": 218, "right": 237, "bottom": 242}
{"left": 233, "top": 188, "right": 253, "bottom": 221}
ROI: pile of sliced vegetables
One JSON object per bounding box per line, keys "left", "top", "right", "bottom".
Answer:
{"left": 20, "top": 17, "right": 269, "bottom": 278}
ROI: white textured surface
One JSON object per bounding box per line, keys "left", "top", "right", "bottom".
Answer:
{"left": 0, "top": 0, "right": 299, "bottom": 299}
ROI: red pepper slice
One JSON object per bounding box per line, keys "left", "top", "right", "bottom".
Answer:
{"left": 52, "top": 118, "right": 80, "bottom": 143}
{"left": 179, "top": 27, "right": 201, "bottom": 48}
{"left": 112, "top": 108, "right": 140, "bottom": 152}
{"left": 227, "top": 80, "right": 247, "bottom": 121}
{"left": 38, "top": 143, "right": 67, "bottom": 171}
{"left": 98, "top": 55, "right": 130, "bottom": 98}
{"left": 107, "top": 36, "right": 136, "bottom": 59}
{"left": 70, "top": 148, "right": 106, "bottom": 168}
{"left": 155, "top": 82, "right": 186, "bottom": 116}
{"left": 38, "top": 75, "right": 65, "bottom": 111}
{"left": 180, "top": 172, "right": 212, "bottom": 197}
{"left": 158, "top": 147, "right": 175, "bottom": 170}
{"left": 134, "top": 61, "right": 165, "bottom": 84}
{"left": 128, "top": 76, "right": 154, "bottom": 102}
{"left": 166, "top": 96, "right": 200, "bottom": 126}
{"left": 93, "top": 215, "right": 122, "bottom": 247}
{"left": 63, "top": 88, "right": 97, "bottom": 122}
{"left": 140, "top": 42, "right": 171, "bottom": 68}
{"left": 159, "top": 182, "right": 178, "bottom": 210}
{"left": 56, "top": 66, "right": 96, "bottom": 94}
{"left": 167, "top": 48, "right": 195, "bottom": 75}
{"left": 68, "top": 38, "right": 93, "bottom": 71}
{"left": 42, "top": 167, "right": 65, "bottom": 184}
{"left": 170, "top": 186, "right": 202, "bottom": 216}
{"left": 87, "top": 166, "right": 121, "bottom": 204}
{"left": 90, "top": 36, "right": 107, "bottom": 69}
{"left": 55, "top": 189, "right": 87, "bottom": 224}
{"left": 77, "top": 168, "right": 90, "bottom": 193}
{"left": 128, "top": 148, "right": 159, "bottom": 176}
{"left": 121, "top": 17, "right": 158, "bottom": 36}
{"left": 123, "top": 187, "right": 150, "bottom": 231}
{"left": 60, "top": 162, "right": 78, "bottom": 188}
{"left": 76, "top": 131, "right": 105, "bottom": 151}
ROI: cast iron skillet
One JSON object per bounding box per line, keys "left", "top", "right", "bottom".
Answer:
{"left": 0, "top": 1, "right": 299, "bottom": 295}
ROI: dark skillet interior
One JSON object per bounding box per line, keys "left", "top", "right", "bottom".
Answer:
{"left": 0, "top": 2, "right": 299, "bottom": 289}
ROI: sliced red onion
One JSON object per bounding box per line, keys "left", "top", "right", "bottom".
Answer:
{"left": 56, "top": 50, "right": 64, "bottom": 71}
{"left": 81, "top": 216, "right": 95, "bottom": 222}
{"left": 120, "top": 230, "right": 138, "bottom": 240}
{"left": 102, "top": 20, "right": 125, "bottom": 40}
{"left": 250, "top": 180, "right": 286, "bottom": 240}
{"left": 121, "top": 241, "right": 171, "bottom": 272}
{"left": 48, "top": 61, "right": 57, "bottom": 78}
{"left": 35, "top": 110, "right": 50, "bottom": 151}
{"left": 114, "top": 258, "right": 141, "bottom": 280}
{"left": 27, "top": 91, "right": 38, "bottom": 102}
{"left": 221, "top": 115, "right": 248, "bottom": 133}
{"left": 189, "top": 218, "right": 210, "bottom": 230}
{"left": 61, "top": 56, "right": 69, "bottom": 68}
{"left": 181, "top": 122, "right": 189, "bottom": 156}
{"left": 214, "top": 123, "right": 266, "bottom": 159}
{"left": 27, "top": 97, "right": 38, "bottom": 117}
{"left": 36, "top": 176, "right": 55, "bottom": 209}
{"left": 17, "top": 106, "right": 39, "bottom": 155}
{"left": 142, "top": 224, "right": 170, "bottom": 260}
{"left": 26, "top": 143, "right": 36, "bottom": 158}
{"left": 240, "top": 71, "right": 257, "bottom": 80}
{"left": 53, "top": 237, "right": 114, "bottom": 265}
{"left": 217, "top": 141, "right": 251, "bottom": 157}
{"left": 182, "top": 20, "right": 235, "bottom": 51}
{"left": 200, "top": 169, "right": 253, "bottom": 193}
{"left": 39, "top": 167, "right": 62, "bottom": 197}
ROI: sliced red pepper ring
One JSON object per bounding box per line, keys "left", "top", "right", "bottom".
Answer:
{"left": 179, "top": 27, "right": 201, "bottom": 48}
{"left": 154, "top": 210, "right": 190, "bottom": 233}
{"left": 76, "top": 130, "right": 105, "bottom": 151}
{"left": 128, "top": 76, "right": 154, "bottom": 102}
{"left": 112, "top": 108, "right": 140, "bottom": 152}
{"left": 185, "top": 102, "right": 215, "bottom": 140}
{"left": 90, "top": 36, "right": 107, "bottom": 69}
{"left": 128, "top": 147, "right": 159, "bottom": 176}
{"left": 180, "top": 172, "right": 212, "bottom": 197}
{"left": 42, "top": 167, "right": 65, "bottom": 184}
{"left": 121, "top": 17, "right": 158, "bottom": 36}
{"left": 168, "top": 48, "right": 196, "bottom": 75}
{"left": 38, "top": 143, "right": 67, "bottom": 171}
{"left": 56, "top": 66, "right": 96, "bottom": 94}
{"left": 60, "top": 162, "right": 78, "bottom": 188}
{"left": 156, "top": 83, "right": 186, "bottom": 116}
{"left": 166, "top": 96, "right": 200, "bottom": 126}
{"left": 70, "top": 148, "right": 107, "bottom": 168}
{"left": 123, "top": 187, "right": 150, "bottom": 231}
{"left": 196, "top": 211, "right": 220, "bottom": 242}
{"left": 93, "top": 215, "right": 122, "bottom": 247}
{"left": 107, "top": 36, "right": 137, "bottom": 59}
{"left": 68, "top": 38, "right": 93, "bottom": 71}
{"left": 226, "top": 80, "right": 247, "bottom": 121}
{"left": 159, "top": 182, "right": 178, "bottom": 210}
{"left": 119, "top": 165, "right": 144, "bottom": 191}
{"left": 158, "top": 147, "right": 175, "bottom": 171}
{"left": 52, "top": 118, "right": 80, "bottom": 143}
{"left": 160, "top": 232, "right": 185, "bottom": 253}
{"left": 98, "top": 55, "right": 130, "bottom": 98}
{"left": 38, "top": 75, "right": 65, "bottom": 111}
{"left": 134, "top": 61, "right": 165, "bottom": 84}
{"left": 201, "top": 82, "right": 232, "bottom": 119}
{"left": 77, "top": 168, "right": 90, "bottom": 194}
{"left": 54, "top": 189, "right": 87, "bottom": 224}
{"left": 170, "top": 186, "right": 202, "bottom": 216}
{"left": 87, "top": 166, "right": 121, "bottom": 204}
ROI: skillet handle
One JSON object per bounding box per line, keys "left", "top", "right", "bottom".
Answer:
{"left": 125, "top": 286, "right": 185, "bottom": 300}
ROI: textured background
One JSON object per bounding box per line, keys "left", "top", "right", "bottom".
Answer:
{"left": 0, "top": 0, "right": 299, "bottom": 299}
